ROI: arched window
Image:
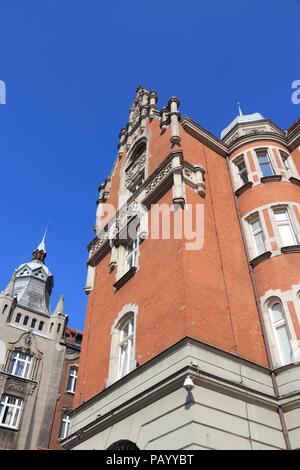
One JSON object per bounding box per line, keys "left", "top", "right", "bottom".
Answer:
{"left": 124, "top": 141, "right": 147, "bottom": 195}
{"left": 23, "top": 316, "right": 29, "bottom": 326}
{"left": 107, "top": 305, "right": 138, "bottom": 386}
{"left": 107, "top": 440, "right": 139, "bottom": 450}
{"left": 269, "top": 301, "right": 293, "bottom": 365}
{"left": 118, "top": 317, "right": 134, "bottom": 379}
{"left": 15, "top": 313, "right": 22, "bottom": 324}
{"left": 38, "top": 321, "right": 44, "bottom": 332}
{"left": 31, "top": 318, "right": 37, "bottom": 329}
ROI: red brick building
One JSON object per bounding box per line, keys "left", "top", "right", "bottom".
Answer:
{"left": 63, "top": 87, "right": 300, "bottom": 450}
{"left": 49, "top": 327, "right": 82, "bottom": 450}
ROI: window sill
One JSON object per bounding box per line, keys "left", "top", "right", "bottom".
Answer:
{"left": 113, "top": 267, "right": 137, "bottom": 291}
{"left": 289, "top": 176, "right": 300, "bottom": 187}
{"left": 281, "top": 245, "right": 300, "bottom": 254}
{"left": 249, "top": 251, "right": 272, "bottom": 268}
{"left": 234, "top": 181, "right": 253, "bottom": 197}
{"left": 260, "top": 175, "right": 282, "bottom": 184}
{"left": 0, "top": 424, "right": 18, "bottom": 431}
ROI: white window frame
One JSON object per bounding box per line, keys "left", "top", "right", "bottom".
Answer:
{"left": 248, "top": 214, "right": 266, "bottom": 257}
{"left": 233, "top": 154, "right": 249, "bottom": 187}
{"left": 0, "top": 395, "right": 23, "bottom": 429}
{"left": 269, "top": 301, "right": 293, "bottom": 365}
{"left": 255, "top": 148, "right": 275, "bottom": 177}
{"left": 66, "top": 366, "right": 78, "bottom": 394}
{"left": 273, "top": 208, "right": 298, "bottom": 247}
{"left": 279, "top": 150, "right": 292, "bottom": 178}
{"left": 117, "top": 318, "right": 134, "bottom": 379}
{"left": 125, "top": 238, "right": 138, "bottom": 272}
{"left": 8, "top": 351, "right": 32, "bottom": 379}
{"left": 59, "top": 413, "right": 70, "bottom": 440}
{"left": 107, "top": 304, "right": 138, "bottom": 386}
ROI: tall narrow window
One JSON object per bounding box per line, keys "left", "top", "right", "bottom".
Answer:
{"left": 38, "top": 321, "right": 44, "bottom": 332}
{"left": 59, "top": 412, "right": 70, "bottom": 440}
{"left": 249, "top": 216, "right": 266, "bottom": 256}
{"left": 23, "top": 316, "right": 29, "bottom": 326}
{"left": 125, "top": 238, "right": 138, "bottom": 272}
{"left": 256, "top": 149, "right": 274, "bottom": 177}
{"left": 273, "top": 209, "right": 298, "bottom": 246}
{"left": 66, "top": 367, "right": 78, "bottom": 393}
{"left": 15, "top": 313, "right": 21, "bottom": 324}
{"left": 31, "top": 318, "right": 37, "bottom": 328}
{"left": 269, "top": 302, "right": 293, "bottom": 365}
{"left": 118, "top": 318, "right": 134, "bottom": 378}
{"left": 234, "top": 155, "right": 249, "bottom": 186}
{"left": 8, "top": 351, "right": 32, "bottom": 379}
{"left": 279, "top": 151, "right": 292, "bottom": 177}
{"left": 0, "top": 395, "right": 23, "bottom": 429}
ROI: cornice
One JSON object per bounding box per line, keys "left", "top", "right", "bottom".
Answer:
{"left": 180, "top": 116, "right": 228, "bottom": 157}
{"left": 227, "top": 132, "right": 288, "bottom": 153}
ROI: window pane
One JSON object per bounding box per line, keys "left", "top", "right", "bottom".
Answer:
{"left": 251, "top": 219, "right": 261, "bottom": 232}
{"left": 270, "top": 303, "right": 284, "bottom": 323}
{"left": 274, "top": 211, "right": 288, "bottom": 222}
{"left": 254, "top": 232, "right": 265, "bottom": 255}
{"left": 276, "top": 325, "right": 292, "bottom": 364}
{"left": 278, "top": 224, "right": 297, "bottom": 245}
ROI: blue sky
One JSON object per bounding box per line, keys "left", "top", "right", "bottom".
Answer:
{"left": 0, "top": 0, "right": 299, "bottom": 330}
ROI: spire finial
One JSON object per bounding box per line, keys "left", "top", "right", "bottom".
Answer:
{"left": 53, "top": 295, "right": 65, "bottom": 316}
{"left": 237, "top": 102, "right": 243, "bottom": 116}
{"left": 32, "top": 224, "right": 50, "bottom": 262}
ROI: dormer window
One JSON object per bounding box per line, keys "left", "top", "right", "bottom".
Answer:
{"left": 256, "top": 149, "right": 274, "bottom": 177}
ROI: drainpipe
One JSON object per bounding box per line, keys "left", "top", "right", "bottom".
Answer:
{"left": 225, "top": 156, "right": 292, "bottom": 450}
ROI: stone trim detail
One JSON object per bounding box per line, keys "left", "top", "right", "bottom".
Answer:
{"left": 235, "top": 181, "right": 253, "bottom": 197}
{"left": 88, "top": 152, "right": 206, "bottom": 265}
{"left": 249, "top": 251, "right": 272, "bottom": 268}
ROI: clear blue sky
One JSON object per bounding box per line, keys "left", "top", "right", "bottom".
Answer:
{"left": 0, "top": 0, "right": 299, "bottom": 330}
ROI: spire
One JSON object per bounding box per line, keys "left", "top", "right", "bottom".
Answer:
{"left": 2, "top": 273, "right": 16, "bottom": 297}
{"left": 32, "top": 226, "right": 48, "bottom": 263}
{"left": 54, "top": 295, "right": 65, "bottom": 316}
{"left": 237, "top": 102, "right": 243, "bottom": 116}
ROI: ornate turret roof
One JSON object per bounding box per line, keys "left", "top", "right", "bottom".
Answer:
{"left": 13, "top": 233, "right": 53, "bottom": 315}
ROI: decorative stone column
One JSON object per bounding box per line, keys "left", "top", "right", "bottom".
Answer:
{"left": 194, "top": 165, "right": 205, "bottom": 197}
{"left": 160, "top": 107, "right": 169, "bottom": 133}
{"left": 118, "top": 128, "right": 126, "bottom": 158}
{"left": 168, "top": 97, "right": 181, "bottom": 147}
{"left": 172, "top": 153, "right": 185, "bottom": 206}
{"left": 149, "top": 90, "right": 158, "bottom": 120}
